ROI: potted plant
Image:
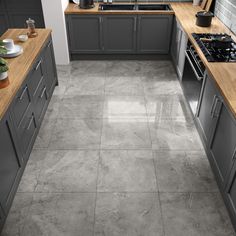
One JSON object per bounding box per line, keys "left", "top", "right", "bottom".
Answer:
{"left": 0, "top": 40, "right": 8, "bottom": 81}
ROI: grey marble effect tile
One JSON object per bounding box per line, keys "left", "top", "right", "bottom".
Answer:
{"left": 66, "top": 76, "right": 105, "bottom": 96}
{"left": 22, "top": 193, "right": 95, "bottom": 236}
{"left": 33, "top": 118, "right": 56, "bottom": 149}
{"left": 59, "top": 95, "right": 104, "bottom": 119}
{"left": 149, "top": 119, "right": 203, "bottom": 150}
{"left": 44, "top": 95, "right": 61, "bottom": 120}
{"left": 18, "top": 150, "right": 47, "bottom": 193}
{"left": 95, "top": 193, "right": 164, "bottom": 236}
{"left": 71, "top": 61, "right": 107, "bottom": 77}
{"left": 35, "top": 150, "right": 99, "bottom": 193}
{"left": 49, "top": 118, "right": 102, "bottom": 149}
{"left": 105, "top": 76, "right": 144, "bottom": 96}
{"left": 103, "top": 96, "right": 147, "bottom": 119}
{"left": 160, "top": 192, "right": 235, "bottom": 236}
{"left": 154, "top": 151, "right": 218, "bottom": 192}
{"left": 1, "top": 193, "right": 33, "bottom": 236}
{"left": 101, "top": 118, "right": 152, "bottom": 149}
{"left": 97, "top": 150, "right": 157, "bottom": 192}
{"left": 145, "top": 94, "right": 192, "bottom": 122}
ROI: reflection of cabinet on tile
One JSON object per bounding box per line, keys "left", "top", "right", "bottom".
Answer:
{"left": 0, "top": 36, "right": 57, "bottom": 233}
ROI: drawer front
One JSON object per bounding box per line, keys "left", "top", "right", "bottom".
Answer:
{"left": 28, "top": 57, "right": 45, "bottom": 98}
{"left": 11, "top": 84, "right": 31, "bottom": 128}
{"left": 18, "top": 110, "right": 37, "bottom": 157}
{"left": 34, "top": 78, "right": 48, "bottom": 122}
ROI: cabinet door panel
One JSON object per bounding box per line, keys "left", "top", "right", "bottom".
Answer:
{"left": 138, "top": 15, "right": 173, "bottom": 53}
{"left": 0, "top": 12, "right": 9, "bottom": 36}
{"left": 68, "top": 15, "right": 102, "bottom": 53}
{"left": 197, "top": 75, "right": 220, "bottom": 144}
{"left": 103, "top": 15, "right": 136, "bottom": 53}
{"left": 8, "top": 11, "right": 45, "bottom": 28}
{"left": 209, "top": 105, "right": 236, "bottom": 186}
{"left": 43, "top": 39, "right": 57, "bottom": 96}
{"left": 0, "top": 116, "right": 21, "bottom": 214}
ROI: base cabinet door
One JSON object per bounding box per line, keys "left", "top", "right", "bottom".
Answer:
{"left": 67, "top": 15, "right": 102, "bottom": 53}
{"left": 0, "top": 205, "right": 5, "bottom": 232}
{"left": 103, "top": 15, "right": 136, "bottom": 53}
{"left": 209, "top": 103, "right": 236, "bottom": 187}
{"left": 196, "top": 74, "right": 221, "bottom": 145}
{"left": 0, "top": 12, "right": 9, "bottom": 36}
{"left": 137, "top": 15, "right": 173, "bottom": 54}
{"left": 0, "top": 115, "right": 21, "bottom": 215}
{"left": 43, "top": 39, "right": 57, "bottom": 97}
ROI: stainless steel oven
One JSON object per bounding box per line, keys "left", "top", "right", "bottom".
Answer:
{"left": 181, "top": 41, "right": 205, "bottom": 116}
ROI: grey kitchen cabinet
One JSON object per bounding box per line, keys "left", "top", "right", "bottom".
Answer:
{"left": 171, "top": 17, "right": 188, "bottom": 79}
{"left": 0, "top": 12, "right": 9, "bottom": 36}
{"left": 0, "top": 113, "right": 22, "bottom": 215}
{"left": 208, "top": 100, "right": 236, "bottom": 188}
{"left": 4, "top": 0, "right": 43, "bottom": 10}
{"left": 137, "top": 15, "right": 173, "bottom": 54}
{"left": 196, "top": 73, "right": 222, "bottom": 145}
{"left": 103, "top": 15, "right": 136, "bottom": 53}
{"left": 0, "top": 205, "right": 5, "bottom": 231}
{"left": 43, "top": 39, "right": 58, "bottom": 97}
{"left": 67, "top": 15, "right": 102, "bottom": 53}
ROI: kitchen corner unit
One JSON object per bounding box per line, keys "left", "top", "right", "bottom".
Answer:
{"left": 0, "top": 29, "right": 57, "bottom": 232}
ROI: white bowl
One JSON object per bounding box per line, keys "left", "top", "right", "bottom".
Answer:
{"left": 18, "top": 34, "right": 28, "bottom": 42}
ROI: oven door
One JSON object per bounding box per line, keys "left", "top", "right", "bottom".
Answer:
{"left": 180, "top": 46, "right": 205, "bottom": 116}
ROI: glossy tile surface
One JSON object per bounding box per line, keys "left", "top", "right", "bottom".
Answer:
{"left": 4, "top": 61, "right": 234, "bottom": 236}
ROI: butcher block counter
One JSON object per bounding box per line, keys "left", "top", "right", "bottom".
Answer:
{"left": 65, "top": 2, "right": 236, "bottom": 118}
{"left": 0, "top": 29, "right": 52, "bottom": 120}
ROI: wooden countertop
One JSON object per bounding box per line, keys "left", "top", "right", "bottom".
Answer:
{"left": 66, "top": 2, "right": 236, "bottom": 118}
{"left": 0, "top": 29, "right": 51, "bottom": 120}
{"left": 65, "top": 2, "right": 175, "bottom": 14}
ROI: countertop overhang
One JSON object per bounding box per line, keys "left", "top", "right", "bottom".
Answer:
{"left": 0, "top": 29, "right": 52, "bottom": 120}
{"left": 65, "top": 2, "right": 236, "bottom": 118}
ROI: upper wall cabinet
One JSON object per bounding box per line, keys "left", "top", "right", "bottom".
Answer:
{"left": 137, "top": 15, "right": 173, "bottom": 54}
{"left": 103, "top": 15, "right": 136, "bottom": 53}
{"left": 0, "top": 13, "right": 9, "bottom": 36}
{"left": 4, "top": 0, "right": 43, "bottom": 10}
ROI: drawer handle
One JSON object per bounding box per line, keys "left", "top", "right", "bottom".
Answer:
{"left": 47, "top": 41, "right": 52, "bottom": 48}
{"left": 212, "top": 98, "right": 222, "bottom": 118}
{"left": 40, "top": 87, "right": 47, "bottom": 99}
{"left": 210, "top": 95, "right": 217, "bottom": 117}
{"left": 26, "top": 115, "right": 34, "bottom": 131}
{"left": 18, "top": 86, "right": 28, "bottom": 101}
{"left": 35, "top": 59, "right": 42, "bottom": 71}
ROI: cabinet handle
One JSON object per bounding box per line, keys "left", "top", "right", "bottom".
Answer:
{"left": 134, "top": 18, "right": 137, "bottom": 32}
{"left": 210, "top": 95, "right": 217, "bottom": 117}
{"left": 40, "top": 87, "right": 47, "bottom": 99}
{"left": 26, "top": 115, "right": 34, "bottom": 131}
{"left": 35, "top": 59, "right": 42, "bottom": 71}
{"left": 18, "top": 86, "right": 28, "bottom": 101}
{"left": 47, "top": 41, "right": 52, "bottom": 48}
{"left": 212, "top": 98, "right": 222, "bottom": 118}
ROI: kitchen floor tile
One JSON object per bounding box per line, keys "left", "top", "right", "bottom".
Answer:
{"left": 1, "top": 193, "right": 33, "bottom": 236}
{"left": 22, "top": 193, "right": 95, "bottom": 236}
{"left": 160, "top": 192, "right": 235, "bottom": 236}
{"left": 59, "top": 95, "right": 104, "bottom": 119}
{"left": 153, "top": 151, "right": 218, "bottom": 192}
{"left": 145, "top": 94, "right": 192, "bottom": 122}
{"left": 101, "top": 118, "right": 151, "bottom": 149}
{"left": 105, "top": 76, "right": 144, "bottom": 96}
{"left": 35, "top": 150, "right": 99, "bottom": 193}
{"left": 66, "top": 76, "right": 105, "bottom": 96}
{"left": 49, "top": 118, "right": 102, "bottom": 149}
{"left": 149, "top": 119, "right": 203, "bottom": 150}
{"left": 18, "top": 150, "right": 47, "bottom": 193}
{"left": 97, "top": 150, "right": 157, "bottom": 192}
{"left": 94, "top": 193, "right": 164, "bottom": 236}
{"left": 103, "top": 95, "right": 147, "bottom": 119}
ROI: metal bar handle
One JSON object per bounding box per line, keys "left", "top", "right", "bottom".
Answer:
{"left": 26, "top": 115, "right": 34, "bottom": 131}
{"left": 185, "top": 50, "right": 203, "bottom": 81}
{"left": 210, "top": 95, "right": 217, "bottom": 117}
{"left": 40, "top": 87, "right": 47, "bottom": 99}
{"left": 35, "top": 59, "right": 42, "bottom": 71}
{"left": 18, "top": 86, "right": 28, "bottom": 101}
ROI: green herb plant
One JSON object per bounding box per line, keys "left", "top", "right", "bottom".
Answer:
{"left": 0, "top": 40, "right": 8, "bottom": 74}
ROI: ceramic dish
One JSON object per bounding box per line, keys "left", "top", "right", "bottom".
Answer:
{"left": 0, "top": 45, "right": 23, "bottom": 58}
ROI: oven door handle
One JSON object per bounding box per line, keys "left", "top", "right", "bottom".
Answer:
{"left": 185, "top": 50, "right": 204, "bottom": 81}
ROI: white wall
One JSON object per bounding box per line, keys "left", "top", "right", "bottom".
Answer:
{"left": 41, "top": 0, "right": 70, "bottom": 65}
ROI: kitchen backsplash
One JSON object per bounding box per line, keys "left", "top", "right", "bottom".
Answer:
{"left": 215, "top": 0, "right": 236, "bottom": 34}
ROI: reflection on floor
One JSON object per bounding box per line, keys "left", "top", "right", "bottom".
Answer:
{"left": 2, "top": 61, "right": 235, "bottom": 236}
